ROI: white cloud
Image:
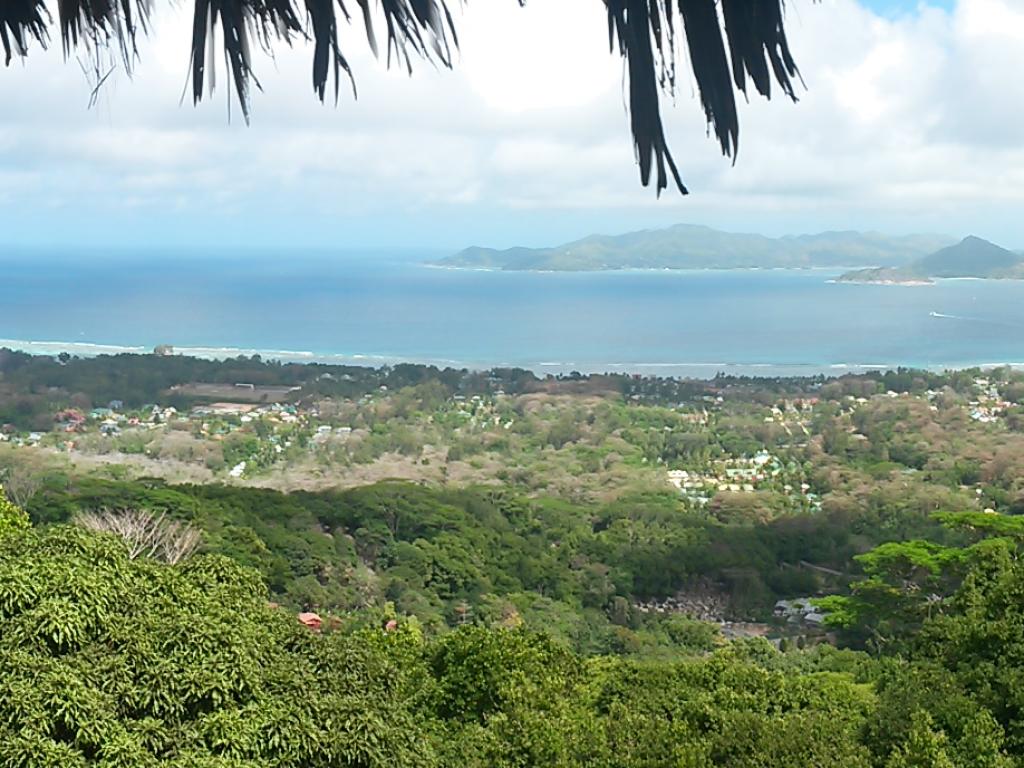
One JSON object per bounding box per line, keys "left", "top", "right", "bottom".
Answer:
{"left": 457, "top": 1, "right": 620, "bottom": 113}
{"left": 0, "top": 0, "right": 1023, "bottom": 248}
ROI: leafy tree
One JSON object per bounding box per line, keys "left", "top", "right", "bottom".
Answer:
{"left": 819, "top": 535, "right": 982, "bottom": 650}
{"left": 0, "top": 486, "right": 29, "bottom": 538}
{"left": 428, "top": 626, "right": 579, "bottom": 724}
{"left": 885, "top": 711, "right": 955, "bottom": 768}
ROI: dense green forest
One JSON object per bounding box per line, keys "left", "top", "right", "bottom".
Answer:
{"left": 18, "top": 478, "right": 957, "bottom": 653}
{"left": 5, "top": 352, "right": 1024, "bottom": 764}
{"left": 3, "top": 494, "right": 1024, "bottom": 766}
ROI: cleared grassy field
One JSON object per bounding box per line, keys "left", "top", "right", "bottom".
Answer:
{"left": 166, "top": 383, "right": 301, "bottom": 402}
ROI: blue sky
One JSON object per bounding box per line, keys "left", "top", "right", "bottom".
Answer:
{"left": 1, "top": 0, "right": 1023, "bottom": 253}
{"left": 863, "top": 0, "right": 954, "bottom": 11}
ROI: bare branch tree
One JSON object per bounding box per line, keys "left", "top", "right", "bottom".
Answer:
{"left": 159, "top": 518, "right": 203, "bottom": 565}
{"left": 74, "top": 508, "right": 202, "bottom": 564}
{"left": 76, "top": 509, "right": 160, "bottom": 560}
{"left": 1, "top": 464, "right": 43, "bottom": 510}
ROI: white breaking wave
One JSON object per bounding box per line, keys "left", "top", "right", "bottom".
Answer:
{"left": 0, "top": 339, "right": 148, "bottom": 355}
{"left": 0, "top": 338, "right": 484, "bottom": 370}
{"left": 2, "top": 337, "right": 1022, "bottom": 377}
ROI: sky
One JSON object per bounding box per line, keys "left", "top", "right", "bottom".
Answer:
{"left": 1, "top": 0, "right": 1022, "bottom": 252}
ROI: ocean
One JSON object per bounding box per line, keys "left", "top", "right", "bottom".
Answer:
{"left": 2, "top": 249, "right": 1023, "bottom": 378}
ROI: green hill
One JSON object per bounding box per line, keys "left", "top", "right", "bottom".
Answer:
{"left": 839, "top": 236, "right": 1024, "bottom": 284}
{"left": 435, "top": 224, "right": 953, "bottom": 271}
{"left": 915, "top": 235, "right": 1023, "bottom": 277}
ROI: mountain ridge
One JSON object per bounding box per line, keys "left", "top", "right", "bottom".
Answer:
{"left": 435, "top": 224, "right": 956, "bottom": 272}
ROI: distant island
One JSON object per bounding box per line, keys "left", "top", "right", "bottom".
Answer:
{"left": 434, "top": 224, "right": 955, "bottom": 271}
{"left": 837, "top": 236, "right": 1024, "bottom": 285}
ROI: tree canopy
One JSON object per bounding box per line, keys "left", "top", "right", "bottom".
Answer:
{"left": 0, "top": 524, "right": 434, "bottom": 767}
{"left": 0, "top": 523, "right": 908, "bottom": 767}
{"left": 0, "top": 0, "right": 806, "bottom": 194}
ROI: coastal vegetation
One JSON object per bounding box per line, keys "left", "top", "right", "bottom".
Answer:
{"left": 5, "top": 351, "right": 1024, "bottom": 763}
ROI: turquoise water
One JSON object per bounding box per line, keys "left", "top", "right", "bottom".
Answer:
{"left": 1, "top": 250, "right": 1022, "bottom": 377}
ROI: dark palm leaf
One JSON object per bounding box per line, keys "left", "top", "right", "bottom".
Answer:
{"left": 677, "top": 0, "right": 739, "bottom": 159}
{"left": 55, "top": 0, "right": 151, "bottom": 69}
{"left": 606, "top": 0, "right": 686, "bottom": 195}
{"left": 720, "top": 0, "right": 801, "bottom": 99}
{"left": 0, "top": 0, "right": 50, "bottom": 66}
{"left": 306, "top": 0, "right": 353, "bottom": 102}
{"left": 191, "top": 0, "right": 305, "bottom": 119}
{"left": 2, "top": 0, "right": 807, "bottom": 194}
